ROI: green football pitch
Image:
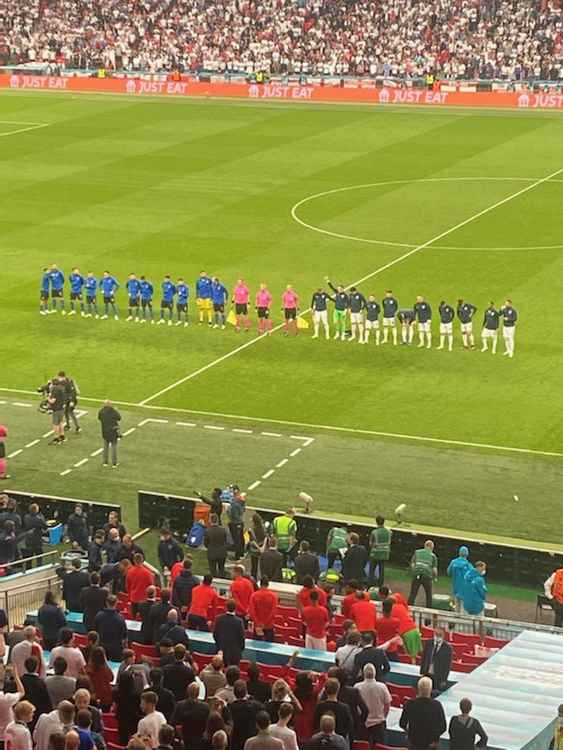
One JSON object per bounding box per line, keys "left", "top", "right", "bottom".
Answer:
{"left": 1, "top": 91, "right": 563, "bottom": 547}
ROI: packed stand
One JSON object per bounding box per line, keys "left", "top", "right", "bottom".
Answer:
{"left": 0, "top": 0, "right": 561, "bottom": 80}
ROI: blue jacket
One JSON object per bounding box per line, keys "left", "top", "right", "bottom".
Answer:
{"left": 447, "top": 557, "right": 472, "bottom": 598}
{"left": 462, "top": 567, "right": 487, "bottom": 615}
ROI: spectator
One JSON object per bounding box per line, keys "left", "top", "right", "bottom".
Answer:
{"left": 230, "top": 567, "right": 254, "bottom": 624}
{"left": 85, "top": 647, "right": 114, "bottom": 711}
{"left": 0, "top": 663, "right": 24, "bottom": 746}
{"left": 23, "top": 503, "right": 48, "bottom": 561}
{"left": 313, "top": 679, "right": 353, "bottom": 745}
{"left": 201, "top": 656, "right": 227, "bottom": 698}
{"left": 302, "top": 590, "right": 329, "bottom": 651}
{"left": 356, "top": 664, "right": 391, "bottom": 746}
{"left": 93, "top": 594, "right": 127, "bottom": 661}
{"left": 248, "top": 578, "right": 278, "bottom": 642}
{"left": 447, "top": 547, "right": 472, "bottom": 613}
{"left": 270, "top": 703, "right": 298, "bottom": 750}
{"left": 103, "top": 511, "right": 126, "bottom": 540}
{"left": 114, "top": 671, "right": 142, "bottom": 746}
{"left": 230, "top": 683, "right": 266, "bottom": 750}
{"left": 49, "top": 629, "right": 86, "bottom": 679}
{"left": 142, "top": 669, "right": 176, "bottom": 723}
{"left": 544, "top": 566, "right": 563, "bottom": 628}
{"left": 38, "top": 591, "right": 67, "bottom": 650}
{"left": 102, "top": 529, "right": 121, "bottom": 565}
{"left": 293, "top": 672, "right": 324, "bottom": 744}
{"left": 296, "top": 576, "right": 327, "bottom": 612}
{"left": 368, "top": 516, "right": 391, "bottom": 587}
{"left": 80, "top": 573, "right": 108, "bottom": 633}
{"left": 148, "top": 589, "right": 173, "bottom": 645}
{"left": 247, "top": 513, "right": 266, "bottom": 580}
{"left": 259, "top": 539, "right": 283, "bottom": 583}
{"left": 21, "top": 656, "right": 52, "bottom": 726}
{"left": 0, "top": 521, "right": 16, "bottom": 565}
{"left": 48, "top": 732, "right": 66, "bottom": 750}
{"left": 342, "top": 534, "right": 368, "bottom": 587}
{"left": 353, "top": 632, "right": 390, "bottom": 683}
{"left": 162, "top": 645, "right": 196, "bottom": 702}
{"left": 138, "top": 586, "right": 159, "bottom": 645}
{"left": 374, "top": 600, "right": 401, "bottom": 662}
{"left": 309, "top": 715, "right": 347, "bottom": 750}
{"left": 127, "top": 554, "right": 155, "bottom": 616}
{"left": 211, "top": 731, "right": 228, "bottom": 750}
{"left": 158, "top": 610, "right": 190, "bottom": 648}
{"left": 246, "top": 663, "right": 271, "bottom": 705}
{"left": 214, "top": 600, "right": 246, "bottom": 666}
{"left": 216, "top": 667, "right": 241, "bottom": 705}
{"left": 158, "top": 530, "right": 183, "bottom": 572}
{"left": 461, "top": 562, "right": 487, "bottom": 617}
{"left": 195, "top": 489, "right": 223, "bottom": 522}
{"left": 12, "top": 626, "right": 46, "bottom": 678}
{"left": 87, "top": 534, "right": 105, "bottom": 572}
{"left": 272, "top": 510, "right": 297, "bottom": 567}
{"left": 408, "top": 541, "right": 438, "bottom": 608}
{"left": 80, "top": 632, "right": 100, "bottom": 665}
{"left": 156, "top": 724, "right": 176, "bottom": 750}
{"left": 294, "top": 542, "right": 320, "bottom": 585}
{"left": 116, "top": 650, "right": 150, "bottom": 690}
{"left": 62, "top": 560, "right": 90, "bottom": 613}
{"left": 204, "top": 515, "right": 228, "bottom": 578}
{"left": 65, "top": 731, "right": 80, "bottom": 750}
{"left": 265, "top": 680, "right": 301, "bottom": 724}
{"left": 399, "top": 677, "right": 447, "bottom": 750}
{"left": 33, "top": 701, "right": 75, "bottom": 750}
{"left": 227, "top": 492, "right": 246, "bottom": 561}
{"left": 6, "top": 701, "right": 35, "bottom": 750}
{"left": 350, "top": 592, "right": 377, "bottom": 635}
{"left": 73, "top": 710, "right": 95, "bottom": 750}
{"left": 243, "top": 710, "right": 283, "bottom": 750}
{"left": 188, "top": 575, "right": 219, "bottom": 631}
{"left": 172, "top": 560, "right": 200, "bottom": 611}
{"left": 46, "top": 658, "right": 76, "bottom": 706}
{"left": 378, "top": 586, "right": 409, "bottom": 609}
{"left": 172, "top": 682, "right": 210, "bottom": 750}
{"left": 73, "top": 689, "right": 103, "bottom": 735}
{"left": 324, "top": 667, "right": 367, "bottom": 740}
{"left": 420, "top": 626, "right": 453, "bottom": 692}
{"left": 158, "top": 640, "right": 175, "bottom": 669}
{"left": 201, "top": 714, "right": 229, "bottom": 750}
{"left": 335, "top": 621, "right": 358, "bottom": 650}
{"left": 66, "top": 505, "right": 89, "bottom": 551}
{"left": 138, "top": 692, "right": 166, "bottom": 748}
{"left": 118, "top": 535, "right": 144, "bottom": 563}
{"left": 448, "top": 699, "right": 488, "bottom": 750}
{"left": 335, "top": 632, "right": 363, "bottom": 681}
{"left": 326, "top": 526, "right": 349, "bottom": 570}
{"left": 341, "top": 582, "right": 368, "bottom": 619}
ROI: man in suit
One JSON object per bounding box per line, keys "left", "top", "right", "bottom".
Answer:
{"left": 399, "top": 676, "right": 446, "bottom": 749}
{"left": 259, "top": 539, "right": 283, "bottom": 583}
{"left": 62, "top": 559, "right": 90, "bottom": 612}
{"left": 203, "top": 514, "right": 228, "bottom": 577}
{"left": 148, "top": 589, "right": 173, "bottom": 645}
{"left": 138, "top": 585, "right": 159, "bottom": 644}
{"left": 342, "top": 533, "right": 368, "bottom": 587}
{"left": 419, "top": 626, "right": 452, "bottom": 692}
{"left": 293, "top": 541, "right": 320, "bottom": 584}
{"left": 80, "top": 572, "right": 108, "bottom": 632}
{"left": 171, "top": 681, "right": 210, "bottom": 750}
{"left": 21, "top": 655, "right": 52, "bottom": 729}
{"left": 353, "top": 631, "right": 390, "bottom": 683}
{"left": 213, "top": 599, "right": 246, "bottom": 666}
{"left": 158, "top": 609, "right": 190, "bottom": 647}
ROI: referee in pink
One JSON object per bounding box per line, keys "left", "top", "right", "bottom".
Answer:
{"left": 282, "top": 285, "right": 299, "bottom": 336}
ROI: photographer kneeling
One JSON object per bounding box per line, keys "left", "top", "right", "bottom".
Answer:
{"left": 98, "top": 400, "right": 121, "bottom": 468}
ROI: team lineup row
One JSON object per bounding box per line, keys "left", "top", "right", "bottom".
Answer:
{"left": 39, "top": 266, "right": 519, "bottom": 356}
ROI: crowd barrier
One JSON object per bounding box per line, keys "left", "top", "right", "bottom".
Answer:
{"left": 3, "top": 74, "right": 563, "bottom": 110}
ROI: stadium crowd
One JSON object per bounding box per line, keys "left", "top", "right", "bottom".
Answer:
{"left": 0, "top": 0, "right": 561, "bottom": 81}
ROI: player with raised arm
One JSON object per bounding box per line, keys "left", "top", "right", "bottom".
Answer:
{"left": 457, "top": 299, "right": 477, "bottom": 349}
{"left": 311, "top": 287, "right": 331, "bottom": 340}
{"left": 233, "top": 279, "right": 250, "bottom": 332}
{"left": 481, "top": 302, "right": 500, "bottom": 354}
{"left": 100, "top": 271, "right": 119, "bottom": 320}
{"left": 326, "top": 278, "right": 349, "bottom": 340}
{"left": 139, "top": 276, "right": 154, "bottom": 324}
{"left": 348, "top": 287, "right": 367, "bottom": 343}
{"left": 176, "top": 278, "right": 189, "bottom": 327}
{"left": 398, "top": 307, "right": 415, "bottom": 345}
{"left": 282, "top": 285, "right": 299, "bottom": 336}
{"left": 126, "top": 273, "right": 141, "bottom": 322}
{"left": 158, "top": 275, "right": 176, "bottom": 326}
{"left": 68, "top": 268, "right": 85, "bottom": 316}
{"left": 40, "top": 267, "right": 50, "bottom": 315}
{"left": 211, "top": 277, "right": 229, "bottom": 329}
{"left": 84, "top": 272, "right": 99, "bottom": 318}
{"left": 382, "top": 290, "right": 398, "bottom": 345}
{"left": 363, "top": 295, "right": 381, "bottom": 345}
{"left": 414, "top": 295, "right": 432, "bottom": 348}
{"left": 438, "top": 301, "right": 455, "bottom": 351}
{"left": 196, "top": 271, "right": 213, "bottom": 326}
{"left": 49, "top": 264, "right": 65, "bottom": 315}
{"left": 499, "top": 299, "right": 518, "bottom": 358}
{"left": 256, "top": 283, "right": 273, "bottom": 335}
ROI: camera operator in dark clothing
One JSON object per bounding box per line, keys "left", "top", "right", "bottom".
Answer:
{"left": 57, "top": 371, "right": 81, "bottom": 433}
{"left": 98, "top": 400, "right": 121, "bottom": 468}
{"left": 67, "top": 503, "right": 89, "bottom": 550}
{"left": 0, "top": 520, "right": 18, "bottom": 565}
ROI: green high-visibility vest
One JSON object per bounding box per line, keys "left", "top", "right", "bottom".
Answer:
{"left": 412, "top": 548, "right": 436, "bottom": 577}
{"left": 369, "top": 526, "right": 391, "bottom": 561}
{"left": 327, "top": 526, "right": 348, "bottom": 552}
{"left": 273, "top": 515, "right": 296, "bottom": 551}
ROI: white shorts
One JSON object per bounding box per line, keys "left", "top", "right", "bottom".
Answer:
{"left": 313, "top": 310, "right": 328, "bottom": 325}
{"left": 350, "top": 312, "right": 363, "bottom": 324}
{"left": 383, "top": 317, "right": 396, "bottom": 327}
{"left": 305, "top": 634, "right": 327, "bottom": 651}
{"left": 418, "top": 321, "right": 431, "bottom": 333}
{"left": 460, "top": 322, "right": 473, "bottom": 334}
{"left": 503, "top": 326, "right": 515, "bottom": 340}
{"left": 482, "top": 328, "right": 498, "bottom": 339}
{"left": 365, "top": 320, "right": 380, "bottom": 330}
{"left": 440, "top": 322, "right": 453, "bottom": 334}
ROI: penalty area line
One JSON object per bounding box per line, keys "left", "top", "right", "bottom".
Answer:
{"left": 138, "top": 165, "right": 563, "bottom": 406}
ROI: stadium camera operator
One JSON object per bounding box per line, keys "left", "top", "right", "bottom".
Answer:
{"left": 57, "top": 371, "right": 81, "bottom": 433}
{"left": 45, "top": 377, "right": 67, "bottom": 445}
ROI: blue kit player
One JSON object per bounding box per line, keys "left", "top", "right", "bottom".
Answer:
{"left": 457, "top": 298, "right": 478, "bottom": 349}
{"left": 40, "top": 267, "right": 50, "bottom": 315}
{"left": 158, "top": 275, "right": 176, "bottom": 325}
{"left": 126, "top": 273, "right": 141, "bottom": 322}
{"left": 196, "top": 271, "right": 213, "bottom": 326}
{"left": 139, "top": 276, "right": 154, "bottom": 324}
{"left": 413, "top": 295, "right": 432, "bottom": 348}
{"left": 438, "top": 301, "right": 455, "bottom": 351}
{"left": 84, "top": 272, "right": 99, "bottom": 318}
{"left": 382, "top": 290, "right": 398, "bottom": 345}
{"left": 211, "top": 277, "right": 229, "bottom": 329}
{"left": 481, "top": 301, "right": 500, "bottom": 355}
{"left": 363, "top": 295, "right": 381, "bottom": 345}
{"left": 176, "top": 278, "right": 189, "bottom": 326}
{"left": 100, "top": 271, "right": 120, "bottom": 320}
{"left": 68, "top": 268, "right": 85, "bottom": 316}
{"left": 49, "top": 264, "right": 65, "bottom": 314}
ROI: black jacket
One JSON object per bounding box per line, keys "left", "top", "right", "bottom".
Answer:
{"left": 343, "top": 545, "right": 369, "bottom": 585}
{"left": 67, "top": 513, "right": 89, "bottom": 546}
{"left": 23, "top": 512, "right": 48, "bottom": 550}
{"left": 98, "top": 405, "right": 121, "bottom": 442}
{"left": 22, "top": 673, "right": 52, "bottom": 727}
{"left": 62, "top": 569, "right": 91, "bottom": 611}
{"left": 37, "top": 603, "right": 66, "bottom": 644}
{"left": 138, "top": 598, "right": 158, "bottom": 644}
{"left": 117, "top": 541, "right": 144, "bottom": 562}
{"left": 259, "top": 549, "right": 283, "bottom": 582}
{"left": 294, "top": 552, "right": 321, "bottom": 584}
{"left": 230, "top": 698, "right": 263, "bottom": 750}
{"left": 353, "top": 646, "right": 390, "bottom": 682}
{"left": 148, "top": 601, "right": 173, "bottom": 644}
{"left": 88, "top": 541, "right": 104, "bottom": 571}
{"left": 158, "top": 538, "right": 184, "bottom": 569}
{"left": 172, "top": 570, "right": 200, "bottom": 608}
{"left": 204, "top": 526, "right": 228, "bottom": 561}
{"left": 162, "top": 661, "right": 196, "bottom": 702}
{"left": 94, "top": 607, "right": 127, "bottom": 659}
{"left": 157, "top": 622, "right": 190, "bottom": 647}
{"left": 338, "top": 685, "right": 369, "bottom": 739}
{"left": 314, "top": 699, "right": 353, "bottom": 740}
{"left": 399, "top": 696, "right": 447, "bottom": 750}
{"left": 80, "top": 585, "right": 108, "bottom": 632}
{"left": 103, "top": 538, "right": 121, "bottom": 564}
{"left": 420, "top": 639, "right": 453, "bottom": 690}
{"left": 142, "top": 685, "right": 176, "bottom": 722}
{"left": 172, "top": 698, "right": 210, "bottom": 750}
{"left": 213, "top": 613, "right": 245, "bottom": 665}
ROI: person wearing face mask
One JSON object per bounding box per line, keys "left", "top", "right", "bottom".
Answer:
{"left": 461, "top": 562, "right": 487, "bottom": 617}
{"left": 419, "top": 626, "right": 453, "bottom": 693}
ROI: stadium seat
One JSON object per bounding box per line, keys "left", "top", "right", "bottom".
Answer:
{"left": 353, "top": 741, "right": 370, "bottom": 750}
{"left": 420, "top": 626, "right": 434, "bottom": 639}
{"left": 192, "top": 652, "right": 213, "bottom": 671}
{"left": 107, "top": 742, "right": 126, "bottom": 750}
{"left": 460, "top": 653, "right": 488, "bottom": 665}
{"left": 275, "top": 625, "right": 300, "bottom": 642}
{"left": 73, "top": 633, "right": 89, "bottom": 648}
{"left": 386, "top": 683, "right": 416, "bottom": 706}
{"left": 287, "top": 636, "right": 305, "bottom": 648}
{"left": 374, "top": 744, "right": 408, "bottom": 750}
{"left": 452, "top": 660, "right": 476, "bottom": 673}
{"left": 102, "top": 714, "right": 118, "bottom": 730}
{"left": 132, "top": 642, "right": 158, "bottom": 661}
{"left": 277, "top": 605, "right": 300, "bottom": 619}
{"left": 104, "top": 728, "right": 120, "bottom": 745}
{"left": 483, "top": 636, "right": 509, "bottom": 649}
{"left": 451, "top": 632, "right": 481, "bottom": 647}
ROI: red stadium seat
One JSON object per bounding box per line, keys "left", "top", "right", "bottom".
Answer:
{"left": 192, "top": 652, "right": 213, "bottom": 671}
{"left": 107, "top": 743, "right": 126, "bottom": 750}
{"left": 353, "top": 742, "right": 370, "bottom": 750}
{"left": 483, "top": 636, "right": 509, "bottom": 649}
{"left": 452, "top": 660, "right": 476, "bottom": 673}
{"left": 451, "top": 632, "right": 481, "bottom": 647}
{"left": 287, "top": 636, "right": 305, "bottom": 648}
{"left": 277, "top": 605, "right": 300, "bottom": 620}
{"left": 132, "top": 642, "right": 158, "bottom": 661}
{"left": 73, "top": 633, "right": 89, "bottom": 648}
{"left": 104, "top": 728, "right": 120, "bottom": 745}
{"left": 460, "top": 652, "right": 488, "bottom": 665}
{"left": 386, "top": 683, "right": 416, "bottom": 706}
{"left": 374, "top": 744, "right": 408, "bottom": 750}
{"left": 102, "top": 714, "right": 118, "bottom": 730}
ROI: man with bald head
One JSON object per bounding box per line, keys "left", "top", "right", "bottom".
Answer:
{"left": 356, "top": 663, "right": 392, "bottom": 745}
{"left": 158, "top": 609, "right": 190, "bottom": 647}
{"left": 200, "top": 655, "right": 226, "bottom": 697}
{"left": 11, "top": 626, "right": 45, "bottom": 678}
{"left": 97, "top": 400, "right": 121, "bottom": 468}
{"left": 399, "top": 677, "right": 446, "bottom": 750}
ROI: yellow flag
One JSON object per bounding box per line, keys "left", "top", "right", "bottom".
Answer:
{"left": 297, "top": 315, "right": 310, "bottom": 330}
{"left": 227, "top": 309, "right": 237, "bottom": 325}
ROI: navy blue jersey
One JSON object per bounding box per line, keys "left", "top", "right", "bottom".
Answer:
{"left": 349, "top": 291, "right": 367, "bottom": 313}
{"left": 162, "top": 280, "right": 176, "bottom": 302}
{"left": 41, "top": 272, "right": 50, "bottom": 293}
{"left": 439, "top": 303, "right": 455, "bottom": 323}
{"left": 382, "top": 296, "right": 398, "bottom": 318}
{"left": 140, "top": 280, "right": 153, "bottom": 301}
{"left": 196, "top": 276, "right": 213, "bottom": 299}
{"left": 397, "top": 308, "right": 415, "bottom": 323}
{"left": 85, "top": 277, "right": 97, "bottom": 296}
{"left": 69, "top": 273, "right": 84, "bottom": 294}
{"left": 457, "top": 302, "right": 477, "bottom": 323}
{"left": 212, "top": 282, "right": 228, "bottom": 305}
{"left": 499, "top": 306, "right": 517, "bottom": 327}
{"left": 50, "top": 269, "right": 65, "bottom": 291}
{"left": 365, "top": 301, "right": 380, "bottom": 321}
{"left": 100, "top": 276, "right": 119, "bottom": 296}
{"left": 311, "top": 291, "right": 330, "bottom": 311}
{"left": 414, "top": 302, "right": 432, "bottom": 323}
{"left": 126, "top": 279, "right": 141, "bottom": 298}
{"left": 177, "top": 283, "right": 189, "bottom": 304}
{"left": 483, "top": 308, "right": 500, "bottom": 330}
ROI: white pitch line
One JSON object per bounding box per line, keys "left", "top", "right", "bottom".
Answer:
{"left": 139, "top": 166, "right": 563, "bottom": 405}
{"left": 90, "top": 448, "right": 103, "bottom": 457}
{"left": 0, "top": 119, "right": 46, "bottom": 125}
{"left": 60, "top": 469, "right": 72, "bottom": 476}
{"left": 122, "top": 427, "right": 136, "bottom": 436}
{"left": 289, "top": 448, "right": 302, "bottom": 457}
{"left": 176, "top": 421, "right": 197, "bottom": 427}
{"left": 262, "top": 469, "right": 275, "bottom": 479}
{"left": 232, "top": 428, "right": 253, "bottom": 434}
{"left": 74, "top": 458, "right": 89, "bottom": 468}
{"left": 247, "top": 480, "right": 262, "bottom": 491}
{"left": 204, "top": 425, "right": 225, "bottom": 431}
{"left": 0, "top": 122, "right": 50, "bottom": 138}
{"left": 276, "top": 458, "right": 289, "bottom": 468}
{"left": 25, "top": 440, "right": 40, "bottom": 448}
{"left": 13, "top": 402, "right": 32, "bottom": 408}
{"left": 7, "top": 449, "right": 22, "bottom": 458}
{"left": 0, "top": 401, "right": 5, "bottom": 405}
{"left": 261, "top": 431, "right": 282, "bottom": 438}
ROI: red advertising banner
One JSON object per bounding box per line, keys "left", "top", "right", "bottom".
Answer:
{"left": 2, "top": 74, "right": 563, "bottom": 111}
